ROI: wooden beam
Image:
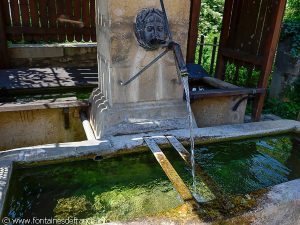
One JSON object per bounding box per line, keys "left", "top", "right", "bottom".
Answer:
{"left": 6, "top": 27, "right": 96, "bottom": 35}
{"left": 252, "top": 0, "right": 287, "bottom": 122}
{"left": 166, "top": 136, "right": 225, "bottom": 199}
{"left": 219, "top": 48, "right": 264, "bottom": 66}
{"left": 0, "top": 98, "right": 89, "bottom": 113}
{"left": 187, "top": 0, "right": 202, "bottom": 63}
{"left": 215, "top": 0, "right": 235, "bottom": 79}
{"left": 190, "top": 88, "right": 265, "bottom": 100}
{"left": 144, "top": 137, "right": 197, "bottom": 206}
{"left": 0, "top": 1, "right": 9, "bottom": 68}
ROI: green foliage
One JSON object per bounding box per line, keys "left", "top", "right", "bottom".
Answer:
{"left": 224, "top": 64, "right": 261, "bottom": 88}
{"left": 281, "top": 0, "right": 300, "bottom": 58}
{"left": 264, "top": 76, "right": 300, "bottom": 120}
{"left": 284, "top": 0, "right": 300, "bottom": 20}
{"left": 199, "top": 0, "right": 225, "bottom": 36}
{"left": 281, "top": 20, "right": 300, "bottom": 58}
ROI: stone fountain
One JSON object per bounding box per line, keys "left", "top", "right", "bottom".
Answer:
{"left": 89, "top": 0, "right": 193, "bottom": 139}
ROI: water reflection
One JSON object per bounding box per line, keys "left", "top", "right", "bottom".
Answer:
{"left": 194, "top": 136, "right": 299, "bottom": 195}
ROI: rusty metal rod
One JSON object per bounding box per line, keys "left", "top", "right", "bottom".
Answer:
{"left": 119, "top": 48, "right": 169, "bottom": 86}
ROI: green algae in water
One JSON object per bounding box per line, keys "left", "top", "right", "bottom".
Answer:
{"left": 3, "top": 151, "right": 185, "bottom": 224}
{"left": 194, "top": 135, "right": 300, "bottom": 195}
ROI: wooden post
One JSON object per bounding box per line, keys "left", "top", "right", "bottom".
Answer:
{"left": 215, "top": 0, "right": 234, "bottom": 80}
{"left": 187, "top": 0, "right": 202, "bottom": 63}
{"left": 0, "top": 1, "right": 9, "bottom": 68}
{"left": 297, "top": 111, "right": 300, "bottom": 121}
{"left": 198, "top": 34, "right": 205, "bottom": 64}
{"left": 252, "top": 0, "right": 287, "bottom": 122}
{"left": 209, "top": 37, "right": 218, "bottom": 75}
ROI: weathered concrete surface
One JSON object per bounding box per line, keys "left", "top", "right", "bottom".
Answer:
{"left": 0, "top": 107, "right": 86, "bottom": 151}
{"left": 270, "top": 40, "right": 300, "bottom": 98}
{"left": 89, "top": 89, "right": 195, "bottom": 139}
{"left": 236, "top": 179, "right": 300, "bottom": 225}
{"left": 191, "top": 95, "right": 247, "bottom": 128}
{"left": 8, "top": 43, "right": 97, "bottom": 68}
{"left": 0, "top": 120, "right": 298, "bottom": 163}
{"left": 0, "top": 161, "right": 12, "bottom": 217}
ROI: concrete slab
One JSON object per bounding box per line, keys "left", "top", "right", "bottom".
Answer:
{"left": 0, "top": 161, "right": 12, "bottom": 216}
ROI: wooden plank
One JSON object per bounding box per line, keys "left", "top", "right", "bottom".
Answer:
{"left": 48, "top": 0, "right": 58, "bottom": 42}
{"left": 19, "top": 0, "right": 31, "bottom": 41}
{"left": 190, "top": 88, "right": 265, "bottom": 100}
{"left": 65, "top": 0, "right": 74, "bottom": 42}
{"left": 253, "top": 0, "right": 287, "bottom": 121}
{"left": 90, "top": 0, "right": 96, "bottom": 42}
{"left": 38, "top": 0, "right": 49, "bottom": 41}
{"left": 10, "top": 0, "right": 22, "bottom": 41}
{"left": 232, "top": 0, "right": 253, "bottom": 51}
{"left": 144, "top": 137, "right": 197, "bottom": 206}
{"left": 200, "top": 77, "right": 238, "bottom": 89}
{"left": 166, "top": 136, "right": 225, "bottom": 201}
{"left": 74, "top": 0, "right": 82, "bottom": 42}
{"left": 219, "top": 48, "right": 264, "bottom": 65}
{"left": 56, "top": 0, "right": 66, "bottom": 42}
{"left": 226, "top": 0, "right": 244, "bottom": 48}
{"left": 256, "top": 0, "right": 273, "bottom": 56}
{"left": 209, "top": 37, "right": 218, "bottom": 75}
{"left": 6, "top": 26, "right": 95, "bottom": 35}
{"left": 238, "top": 0, "right": 263, "bottom": 54}
{"left": 0, "top": 1, "right": 9, "bottom": 68}
{"left": 215, "top": 0, "right": 234, "bottom": 79}
{"left": 187, "top": 0, "right": 202, "bottom": 63}
{"left": 198, "top": 34, "right": 205, "bottom": 65}
{"left": 0, "top": 98, "right": 89, "bottom": 113}
{"left": 2, "top": 0, "right": 11, "bottom": 27}
{"left": 29, "top": 0, "right": 41, "bottom": 41}
{"left": 82, "top": 0, "right": 91, "bottom": 42}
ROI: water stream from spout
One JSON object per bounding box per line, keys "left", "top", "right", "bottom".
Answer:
{"left": 181, "top": 77, "right": 196, "bottom": 194}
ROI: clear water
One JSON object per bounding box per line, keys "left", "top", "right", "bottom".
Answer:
{"left": 3, "top": 135, "right": 300, "bottom": 224}
{"left": 194, "top": 135, "right": 300, "bottom": 195}
{"left": 3, "top": 151, "right": 185, "bottom": 224}
{"left": 181, "top": 77, "right": 196, "bottom": 194}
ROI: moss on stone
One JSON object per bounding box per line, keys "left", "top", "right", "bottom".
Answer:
{"left": 54, "top": 196, "right": 93, "bottom": 220}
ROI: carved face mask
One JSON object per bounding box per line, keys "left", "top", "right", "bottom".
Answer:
{"left": 135, "top": 8, "right": 168, "bottom": 50}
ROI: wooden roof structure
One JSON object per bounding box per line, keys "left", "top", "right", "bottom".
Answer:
{"left": 188, "top": 0, "right": 287, "bottom": 121}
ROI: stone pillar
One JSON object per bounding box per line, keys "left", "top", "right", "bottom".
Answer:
{"left": 90, "top": 0, "right": 192, "bottom": 138}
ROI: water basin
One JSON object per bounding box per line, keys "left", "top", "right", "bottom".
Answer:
{"left": 2, "top": 134, "right": 300, "bottom": 224}
{"left": 3, "top": 151, "right": 185, "bottom": 224}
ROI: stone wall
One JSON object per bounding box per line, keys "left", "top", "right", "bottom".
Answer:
{"left": 270, "top": 40, "right": 300, "bottom": 98}
{"left": 0, "top": 107, "right": 86, "bottom": 151}
{"left": 8, "top": 43, "right": 97, "bottom": 68}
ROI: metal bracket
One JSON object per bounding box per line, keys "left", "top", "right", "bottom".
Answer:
{"left": 63, "top": 107, "right": 70, "bottom": 129}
